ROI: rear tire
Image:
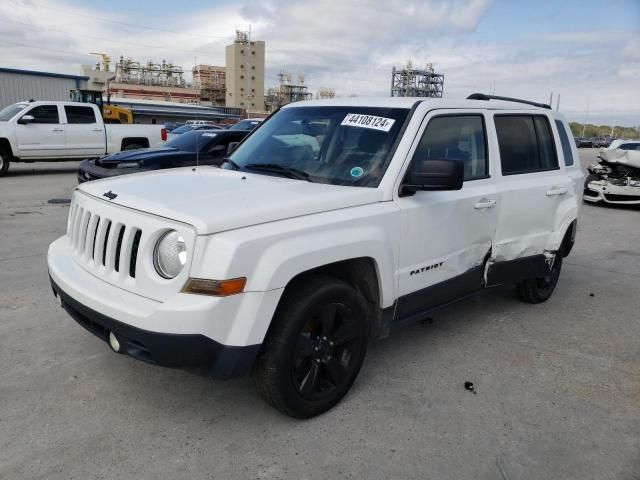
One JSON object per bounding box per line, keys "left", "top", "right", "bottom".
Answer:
{"left": 0, "top": 149, "right": 10, "bottom": 177}
{"left": 253, "top": 274, "right": 369, "bottom": 418}
{"left": 516, "top": 255, "right": 562, "bottom": 304}
{"left": 123, "top": 143, "right": 144, "bottom": 151}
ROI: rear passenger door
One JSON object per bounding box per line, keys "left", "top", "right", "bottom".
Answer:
{"left": 489, "top": 113, "right": 572, "bottom": 282}
{"left": 62, "top": 105, "right": 105, "bottom": 157}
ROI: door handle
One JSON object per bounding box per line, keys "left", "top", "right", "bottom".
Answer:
{"left": 474, "top": 198, "right": 496, "bottom": 209}
{"left": 546, "top": 186, "right": 568, "bottom": 196}
{"left": 52, "top": 128, "right": 64, "bottom": 132}
{"left": 92, "top": 128, "right": 102, "bottom": 132}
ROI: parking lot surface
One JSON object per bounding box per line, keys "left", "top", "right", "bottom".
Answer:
{"left": 1, "top": 152, "right": 638, "bottom": 480}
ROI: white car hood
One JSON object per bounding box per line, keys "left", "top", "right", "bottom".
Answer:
{"left": 78, "top": 167, "right": 383, "bottom": 234}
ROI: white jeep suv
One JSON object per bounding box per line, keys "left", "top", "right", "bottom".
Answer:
{"left": 48, "top": 94, "right": 583, "bottom": 418}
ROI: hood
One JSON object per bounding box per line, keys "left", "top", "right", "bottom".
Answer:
{"left": 78, "top": 167, "right": 383, "bottom": 234}
{"left": 98, "top": 147, "right": 181, "bottom": 164}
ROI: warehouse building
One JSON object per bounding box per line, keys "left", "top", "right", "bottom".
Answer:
{"left": 0, "top": 67, "right": 89, "bottom": 108}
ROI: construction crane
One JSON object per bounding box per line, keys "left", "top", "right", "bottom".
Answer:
{"left": 90, "top": 52, "right": 111, "bottom": 72}
{"left": 70, "top": 52, "right": 133, "bottom": 123}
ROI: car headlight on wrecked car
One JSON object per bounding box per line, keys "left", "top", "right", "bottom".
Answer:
{"left": 153, "top": 230, "right": 187, "bottom": 279}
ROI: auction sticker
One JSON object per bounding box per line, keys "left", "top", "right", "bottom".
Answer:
{"left": 341, "top": 113, "right": 395, "bottom": 132}
{"left": 202, "top": 133, "right": 218, "bottom": 137}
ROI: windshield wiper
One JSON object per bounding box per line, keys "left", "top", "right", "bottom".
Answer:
{"left": 220, "top": 157, "right": 241, "bottom": 170}
{"left": 245, "top": 163, "right": 313, "bottom": 182}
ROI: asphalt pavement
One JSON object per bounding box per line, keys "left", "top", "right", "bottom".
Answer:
{"left": 0, "top": 151, "right": 638, "bottom": 480}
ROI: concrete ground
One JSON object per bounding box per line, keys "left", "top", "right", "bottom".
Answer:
{"left": 0, "top": 151, "right": 638, "bottom": 480}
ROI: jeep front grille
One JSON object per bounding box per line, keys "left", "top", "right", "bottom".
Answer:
{"left": 68, "top": 203, "right": 142, "bottom": 280}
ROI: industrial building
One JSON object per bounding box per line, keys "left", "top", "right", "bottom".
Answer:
{"left": 225, "top": 30, "right": 265, "bottom": 111}
{"left": 390, "top": 62, "right": 444, "bottom": 98}
{"left": 107, "top": 98, "right": 242, "bottom": 125}
{"left": 265, "top": 71, "right": 312, "bottom": 112}
{"left": 192, "top": 64, "right": 226, "bottom": 106}
{"left": 0, "top": 67, "right": 89, "bottom": 108}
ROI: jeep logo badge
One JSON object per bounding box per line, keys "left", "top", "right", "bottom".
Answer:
{"left": 103, "top": 191, "right": 117, "bottom": 200}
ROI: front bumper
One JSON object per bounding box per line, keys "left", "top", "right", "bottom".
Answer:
{"left": 47, "top": 236, "right": 282, "bottom": 378}
{"left": 584, "top": 179, "right": 640, "bottom": 205}
{"left": 51, "top": 277, "right": 259, "bottom": 378}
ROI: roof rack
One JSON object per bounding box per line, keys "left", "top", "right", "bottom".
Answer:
{"left": 467, "top": 93, "right": 551, "bottom": 110}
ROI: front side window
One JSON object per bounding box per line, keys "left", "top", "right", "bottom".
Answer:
{"left": 410, "top": 115, "right": 488, "bottom": 180}
{"left": 495, "top": 115, "right": 558, "bottom": 175}
{"left": 227, "top": 106, "right": 410, "bottom": 187}
{"left": 555, "top": 119, "right": 574, "bottom": 166}
{"left": 65, "top": 106, "right": 97, "bottom": 124}
{"left": 26, "top": 105, "right": 59, "bottom": 124}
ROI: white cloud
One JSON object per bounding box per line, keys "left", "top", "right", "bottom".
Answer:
{"left": 0, "top": 0, "right": 638, "bottom": 125}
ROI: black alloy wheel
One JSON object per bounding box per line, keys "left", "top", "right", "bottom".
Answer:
{"left": 253, "top": 275, "right": 369, "bottom": 418}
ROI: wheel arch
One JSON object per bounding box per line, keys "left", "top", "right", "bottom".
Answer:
{"left": 269, "top": 257, "right": 385, "bottom": 341}
{"left": 121, "top": 137, "right": 149, "bottom": 150}
{"left": 0, "top": 138, "right": 13, "bottom": 157}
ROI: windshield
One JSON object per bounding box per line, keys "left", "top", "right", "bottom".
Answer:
{"left": 170, "top": 125, "right": 194, "bottom": 135}
{"left": 227, "top": 106, "right": 409, "bottom": 187}
{"left": 165, "top": 131, "right": 216, "bottom": 152}
{"left": 230, "top": 119, "right": 261, "bottom": 130}
{"left": 0, "top": 103, "right": 28, "bottom": 121}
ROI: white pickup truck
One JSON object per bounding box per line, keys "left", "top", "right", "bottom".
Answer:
{"left": 48, "top": 94, "right": 583, "bottom": 418}
{"left": 0, "top": 101, "right": 167, "bottom": 176}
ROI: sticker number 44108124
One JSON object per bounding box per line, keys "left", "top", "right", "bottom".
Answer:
{"left": 341, "top": 113, "right": 396, "bottom": 132}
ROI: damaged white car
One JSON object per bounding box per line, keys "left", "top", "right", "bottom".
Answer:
{"left": 584, "top": 139, "right": 640, "bottom": 205}
{"left": 48, "top": 94, "right": 582, "bottom": 418}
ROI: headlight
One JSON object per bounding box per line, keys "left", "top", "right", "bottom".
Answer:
{"left": 153, "top": 230, "right": 187, "bottom": 279}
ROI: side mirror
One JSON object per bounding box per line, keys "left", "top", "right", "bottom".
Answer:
{"left": 401, "top": 159, "right": 464, "bottom": 195}
{"left": 18, "top": 114, "right": 35, "bottom": 125}
{"left": 227, "top": 142, "right": 240, "bottom": 155}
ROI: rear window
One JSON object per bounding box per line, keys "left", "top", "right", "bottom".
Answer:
{"left": 554, "top": 119, "right": 574, "bottom": 166}
{"left": 65, "top": 106, "right": 97, "bottom": 124}
{"left": 495, "top": 115, "right": 558, "bottom": 175}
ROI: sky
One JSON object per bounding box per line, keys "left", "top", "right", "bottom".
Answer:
{"left": 0, "top": 0, "right": 638, "bottom": 126}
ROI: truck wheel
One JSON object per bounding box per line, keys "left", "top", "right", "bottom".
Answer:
{"left": 253, "top": 275, "right": 369, "bottom": 418}
{"left": 0, "top": 149, "right": 10, "bottom": 177}
{"left": 123, "top": 143, "right": 144, "bottom": 151}
{"left": 516, "top": 255, "right": 562, "bottom": 304}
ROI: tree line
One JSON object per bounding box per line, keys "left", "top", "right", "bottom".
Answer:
{"left": 569, "top": 122, "right": 640, "bottom": 139}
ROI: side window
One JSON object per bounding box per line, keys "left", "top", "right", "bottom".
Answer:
{"left": 620, "top": 143, "right": 640, "bottom": 151}
{"left": 26, "top": 105, "right": 59, "bottom": 124}
{"left": 495, "top": 115, "right": 558, "bottom": 175}
{"left": 554, "top": 119, "right": 574, "bottom": 166}
{"left": 411, "top": 115, "right": 488, "bottom": 180}
{"left": 65, "top": 106, "right": 97, "bottom": 124}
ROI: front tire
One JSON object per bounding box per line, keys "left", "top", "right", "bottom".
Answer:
{"left": 516, "top": 254, "right": 563, "bottom": 304}
{"left": 253, "top": 275, "right": 369, "bottom": 418}
{"left": 0, "top": 149, "right": 10, "bottom": 177}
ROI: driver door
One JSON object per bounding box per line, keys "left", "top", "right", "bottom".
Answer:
{"left": 16, "top": 104, "right": 66, "bottom": 158}
{"left": 394, "top": 110, "right": 500, "bottom": 321}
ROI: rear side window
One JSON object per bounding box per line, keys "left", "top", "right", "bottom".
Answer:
{"left": 27, "top": 105, "right": 59, "bottom": 124}
{"left": 65, "top": 106, "right": 97, "bottom": 124}
{"left": 555, "top": 119, "right": 574, "bottom": 166}
{"left": 411, "top": 115, "right": 488, "bottom": 180}
{"left": 495, "top": 115, "right": 558, "bottom": 175}
{"left": 620, "top": 143, "right": 640, "bottom": 151}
